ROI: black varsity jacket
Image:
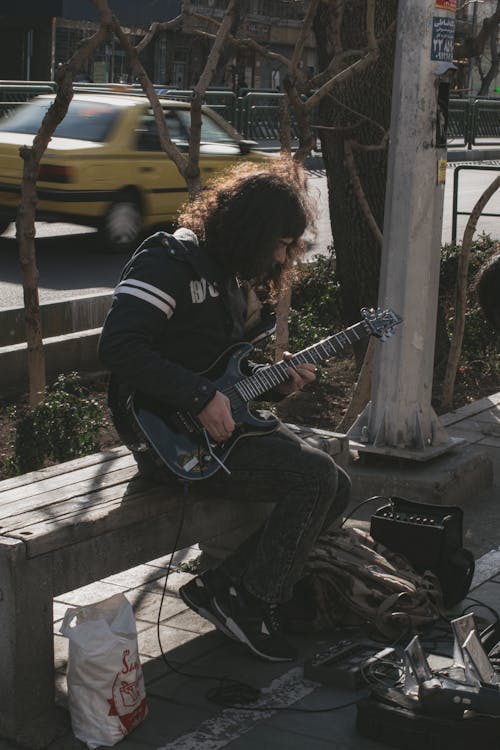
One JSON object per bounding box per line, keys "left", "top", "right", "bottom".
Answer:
{"left": 98, "top": 228, "right": 274, "bottom": 446}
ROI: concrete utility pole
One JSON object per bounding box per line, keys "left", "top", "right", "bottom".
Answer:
{"left": 349, "top": 0, "right": 460, "bottom": 459}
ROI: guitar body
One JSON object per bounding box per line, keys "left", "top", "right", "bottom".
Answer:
{"left": 129, "top": 307, "right": 402, "bottom": 482}
{"left": 130, "top": 342, "right": 279, "bottom": 481}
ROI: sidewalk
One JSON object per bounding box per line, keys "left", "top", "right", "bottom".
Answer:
{"left": 16, "top": 392, "right": 497, "bottom": 750}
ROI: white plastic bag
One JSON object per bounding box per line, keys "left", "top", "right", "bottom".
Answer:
{"left": 60, "top": 592, "right": 148, "bottom": 749}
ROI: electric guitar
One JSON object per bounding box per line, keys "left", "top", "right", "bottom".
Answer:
{"left": 129, "top": 306, "right": 402, "bottom": 481}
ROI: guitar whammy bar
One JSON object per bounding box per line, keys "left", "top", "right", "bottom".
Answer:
{"left": 357, "top": 613, "right": 500, "bottom": 750}
{"left": 129, "top": 307, "right": 402, "bottom": 481}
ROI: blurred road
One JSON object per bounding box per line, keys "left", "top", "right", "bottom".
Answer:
{"left": 1, "top": 162, "right": 500, "bottom": 310}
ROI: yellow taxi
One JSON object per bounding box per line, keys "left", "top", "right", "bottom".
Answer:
{"left": 0, "top": 92, "right": 268, "bottom": 252}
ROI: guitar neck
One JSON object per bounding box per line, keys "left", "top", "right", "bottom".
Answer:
{"left": 233, "top": 320, "right": 369, "bottom": 404}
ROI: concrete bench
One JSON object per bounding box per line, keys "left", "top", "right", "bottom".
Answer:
{"left": 0, "top": 424, "right": 348, "bottom": 747}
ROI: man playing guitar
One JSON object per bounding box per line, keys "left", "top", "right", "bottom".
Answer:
{"left": 99, "top": 159, "right": 351, "bottom": 662}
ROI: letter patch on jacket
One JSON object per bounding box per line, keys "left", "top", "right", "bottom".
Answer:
{"left": 190, "top": 279, "right": 219, "bottom": 303}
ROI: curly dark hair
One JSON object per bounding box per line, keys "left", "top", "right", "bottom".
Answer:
{"left": 177, "top": 158, "right": 315, "bottom": 291}
{"left": 475, "top": 250, "right": 500, "bottom": 332}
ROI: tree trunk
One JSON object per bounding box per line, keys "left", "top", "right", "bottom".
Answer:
{"left": 313, "top": 0, "right": 397, "bottom": 365}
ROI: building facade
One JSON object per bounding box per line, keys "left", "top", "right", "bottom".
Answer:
{"left": 0, "top": 0, "right": 317, "bottom": 92}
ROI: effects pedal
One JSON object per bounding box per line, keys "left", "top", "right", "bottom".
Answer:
{"left": 304, "top": 639, "right": 396, "bottom": 690}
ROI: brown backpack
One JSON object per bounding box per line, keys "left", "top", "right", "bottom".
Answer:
{"left": 281, "top": 526, "right": 444, "bottom": 640}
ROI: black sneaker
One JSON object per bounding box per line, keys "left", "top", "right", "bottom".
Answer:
{"left": 212, "top": 582, "right": 297, "bottom": 662}
{"left": 179, "top": 571, "right": 235, "bottom": 640}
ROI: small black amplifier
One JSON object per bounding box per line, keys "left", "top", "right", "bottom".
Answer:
{"left": 369, "top": 496, "right": 474, "bottom": 607}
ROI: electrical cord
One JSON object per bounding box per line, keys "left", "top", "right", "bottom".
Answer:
{"left": 153, "top": 481, "right": 384, "bottom": 712}
{"left": 154, "top": 481, "right": 261, "bottom": 704}
{"left": 340, "top": 495, "right": 391, "bottom": 527}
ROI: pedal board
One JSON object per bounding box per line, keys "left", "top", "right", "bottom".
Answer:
{"left": 304, "top": 639, "right": 396, "bottom": 690}
{"left": 357, "top": 694, "right": 500, "bottom": 750}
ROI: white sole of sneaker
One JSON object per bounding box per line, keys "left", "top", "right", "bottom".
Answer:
{"left": 180, "top": 586, "right": 236, "bottom": 640}
{"left": 213, "top": 600, "right": 295, "bottom": 662}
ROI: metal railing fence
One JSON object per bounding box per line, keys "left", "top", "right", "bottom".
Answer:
{"left": 451, "top": 164, "right": 500, "bottom": 245}
{"left": 0, "top": 81, "right": 56, "bottom": 119}
{"left": 0, "top": 81, "right": 301, "bottom": 140}
{"left": 5, "top": 82, "right": 500, "bottom": 147}
{"left": 448, "top": 96, "right": 500, "bottom": 148}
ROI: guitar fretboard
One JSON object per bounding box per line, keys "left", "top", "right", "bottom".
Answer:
{"left": 232, "top": 320, "right": 368, "bottom": 404}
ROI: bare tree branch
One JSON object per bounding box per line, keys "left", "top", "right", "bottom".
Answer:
{"left": 188, "top": 0, "right": 241, "bottom": 184}
{"left": 135, "top": 16, "right": 183, "bottom": 55}
{"left": 111, "top": 18, "right": 193, "bottom": 185}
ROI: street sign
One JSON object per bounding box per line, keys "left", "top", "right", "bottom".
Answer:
{"left": 431, "top": 16, "right": 455, "bottom": 62}
{"left": 435, "top": 0, "right": 456, "bottom": 11}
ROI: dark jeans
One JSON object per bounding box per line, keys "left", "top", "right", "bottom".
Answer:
{"left": 137, "top": 423, "right": 350, "bottom": 604}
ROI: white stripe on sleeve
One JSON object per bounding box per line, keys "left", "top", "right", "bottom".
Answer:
{"left": 115, "top": 285, "right": 175, "bottom": 318}
{"left": 116, "top": 278, "right": 176, "bottom": 311}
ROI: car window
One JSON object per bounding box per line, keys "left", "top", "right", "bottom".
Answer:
{"left": 136, "top": 111, "right": 188, "bottom": 151}
{"left": 136, "top": 109, "right": 235, "bottom": 151}
{"left": 176, "top": 110, "right": 235, "bottom": 144}
{"left": 0, "top": 98, "right": 121, "bottom": 142}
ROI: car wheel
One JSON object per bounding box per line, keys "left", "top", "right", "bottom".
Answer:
{"left": 102, "top": 195, "right": 143, "bottom": 253}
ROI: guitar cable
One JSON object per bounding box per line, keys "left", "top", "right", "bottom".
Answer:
{"left": 153, "top": 480, "right": 373, "bottom": 713}
{"left": 154, "top": 479, "right": 261, "bottom": 704}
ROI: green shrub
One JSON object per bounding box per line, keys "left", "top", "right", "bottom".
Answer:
{"left": 3, "top": 372, "right": 105, "bottom": 475}
{"left": 440, "top": 234, "right": 500, "bottom": 365}
{"left": 288, "top": 250, "right": 342, "bottom": 351}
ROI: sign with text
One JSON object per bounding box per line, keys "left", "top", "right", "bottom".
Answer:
{"left": 431, "top": 16, "right": 455, "bottom": 62}
{"left": 435, "top": 0, "right": 456, "bottom": 10}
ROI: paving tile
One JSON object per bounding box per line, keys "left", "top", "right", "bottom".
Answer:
{"left": 126, "top": 588, "right": 187, "bottom": 624}
{"left": 139, "top": 570, "right": 193, "bottom": 596}
{"left": 103, "top": 563, "right": 168, "bottom": 588}
{"left": 125, "top": 695, "right": 214, "bottom": 747}
{"left": 165, "top": 607, "right": 220, "bottom": 634}
{"left": 106, "top": 737, "right": 152, "bottom": 750}
{"left": 473, "top": 411, "right": 500, "bottom": 426}
{"left": 54, "top": 579, "right": 127, "bottom": 606}
{"left": 41, "top": 732, "right": 84, "bottom": 750}
{"left": 445, "top": 427, "right": 487, "bottom": 443}
{"left": 463, "top": 580, "right": 500, "bottom": 622}
{"left": 219, "top": 724, "right": 336, "bottom": 749}
{"left": 143, "top": 660, "right": 197, "bottom": 691}
{"left": 267, "top": 687, "right": 378, "bottom": 745}
{"left": 137, "top": 622, "right": 225, "bottom": 662}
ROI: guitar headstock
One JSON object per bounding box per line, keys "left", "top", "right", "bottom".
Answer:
{"left": 361, "top": 307, "right": 403, "bottom": 340}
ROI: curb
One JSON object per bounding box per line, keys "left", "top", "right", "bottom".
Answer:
{"left": 1, "top": 328, "right": 102, "bottom": 395}
{"left": 0, "top": 292, "right": 112, "bottom": 347}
